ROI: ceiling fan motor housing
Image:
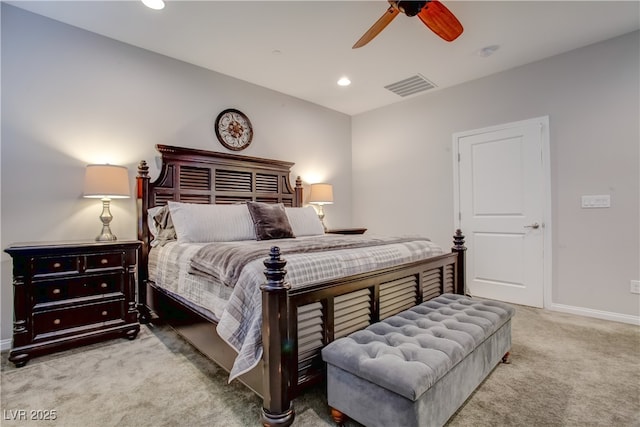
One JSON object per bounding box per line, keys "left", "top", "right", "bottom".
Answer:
{"left": 396, "top": 1, "right": 428, "bottom": 16}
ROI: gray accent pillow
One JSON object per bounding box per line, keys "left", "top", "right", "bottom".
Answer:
{"left": 247, "top": 201, "right": 295, "bottom": 240}
{"left": 152, "top": 205, "right": 177, "bottom": 246}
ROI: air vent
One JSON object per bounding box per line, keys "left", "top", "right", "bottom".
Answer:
{"left": 384, "top": 74, "right": 436, "bottom": 97}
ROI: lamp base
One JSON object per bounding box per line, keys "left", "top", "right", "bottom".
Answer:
{"left": 95, "top": 227, "right": 117, "bottom": 242}
{"left": 95, "top": 198, "right": 117, "bottom": 241}
{"left": 316, "top": 205, "right": 327, "bottom": 232}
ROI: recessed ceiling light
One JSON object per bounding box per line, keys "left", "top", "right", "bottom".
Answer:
{"left": 142, "top": 0, "right": 165, "bottom": 10}
{"left": 337, "top": 77, "right": 351, "bottom": 87}
{"left": 478, "top": 45, "right": 500, "bottom": 58}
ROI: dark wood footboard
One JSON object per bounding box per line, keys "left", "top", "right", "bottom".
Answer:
{"left": 260, "top": 232, "right": 466, "bottom": 426}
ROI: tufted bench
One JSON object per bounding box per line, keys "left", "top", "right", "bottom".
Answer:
{"left": 321, "top": 293, "right": 515, "bottom": 427}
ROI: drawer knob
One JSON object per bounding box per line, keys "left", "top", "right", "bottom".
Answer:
{"left": 53, "top": 262, "right": 61, "bottom": 269}
{"left": 101, "top": 311, "right": 108, "bottom": 316}
{"left": 53, "top": 319, "right": 61, "bottom": 325}
{"left": 100, "top": 282, "right": 108, "bottom": 289}
{"left": 100, "top": 258, "right": 109, "bottom": 265}
{"left": 52, "top": 288, "right": 61, "bottom": 295}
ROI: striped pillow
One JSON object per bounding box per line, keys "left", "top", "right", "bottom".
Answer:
{"left": 167, "top": 201, "right": 256, "bottom": 243}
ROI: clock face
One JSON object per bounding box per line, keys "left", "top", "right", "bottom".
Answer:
{"left": 214, "top": 109, "right": 253, "bottom": 151}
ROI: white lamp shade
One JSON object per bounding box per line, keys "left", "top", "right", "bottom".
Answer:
{"left": 308, "top": 183, "right": 334, "bottom": 205}
{"left": 83, "top": 164, "right": 131, "bottom": 199}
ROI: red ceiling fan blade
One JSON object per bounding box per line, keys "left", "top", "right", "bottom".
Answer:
{"left": 417, "top": 0, "right": 463, "bottom": 42}
{"left": 353, "top": 6, "right": 400, "bottom": 49}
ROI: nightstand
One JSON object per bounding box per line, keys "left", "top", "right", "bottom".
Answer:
{"left": 4, "top": 240, "right": 141, "bottom": 367}
{"left": 326, "top": 228, "right": 367, "bottom": 235}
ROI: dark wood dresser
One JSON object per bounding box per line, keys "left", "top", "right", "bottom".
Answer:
{"left": 4, "top": 240, "right": 141, "bottom": 367}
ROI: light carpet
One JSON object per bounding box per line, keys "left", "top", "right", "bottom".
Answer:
{"left": 2, "top": 304, "right": 639, "bottom": 426}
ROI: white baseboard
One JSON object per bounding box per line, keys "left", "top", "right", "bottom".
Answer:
{"left": 1, "top": 338, "right": 12, "bottom": 352}
{"left": 550, "top": 303, "right": 640, "bottom": 326}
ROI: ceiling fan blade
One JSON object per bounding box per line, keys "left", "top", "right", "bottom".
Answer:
{"left": 352, "top": 6, "right": 400, "bottom": 49}
{"left": 417, "top": 0, "right": 463, "bottom": 42}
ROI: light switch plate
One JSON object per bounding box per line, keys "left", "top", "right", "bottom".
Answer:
{"left": 581, "top": 195, "right": 611, "bottom": 208}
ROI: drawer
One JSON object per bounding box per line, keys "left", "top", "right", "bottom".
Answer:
{"left": 32, "top": 255, "right": 79, "bottom": 276}
{"left": 32, "top": 272, "right": 124, "bottom": 305}
{"left": 85, "top": 252, "right": 123, "bottom": 270}
{"left": 5, "top": 240, "right": 140, "bottom": 366}
{"left": 33, "top": 300, "right": 124, "bottom": 336}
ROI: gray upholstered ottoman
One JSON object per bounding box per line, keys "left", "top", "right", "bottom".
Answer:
{"left": 321, "top": 293, "right": 515, "bottom": 427}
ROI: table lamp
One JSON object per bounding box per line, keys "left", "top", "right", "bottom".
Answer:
{"left": 83, "top": 164, "right": 131, "bottom": 241}
{"left": 307, "top": 183, "right": 334, "bottom": 231}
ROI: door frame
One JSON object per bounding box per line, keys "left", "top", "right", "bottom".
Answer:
{"left": 452, "top": 116, "right": 553, "bottom": 308}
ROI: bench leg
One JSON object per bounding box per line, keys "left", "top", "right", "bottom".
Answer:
{"left": 330, "top": 407, "right": 348, "bottom": 426}
{"left": 502, "top": 351, "right": 511, "bottom": 364}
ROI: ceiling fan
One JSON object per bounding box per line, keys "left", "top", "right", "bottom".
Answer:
{"left": 353, "top": 0, "right": 463, "bottom": 49}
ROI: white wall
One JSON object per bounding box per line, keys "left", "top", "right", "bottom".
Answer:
{"left": 0, "top": 5, "right": 352, "bottom": 343}
{"left": 352, "top": 31, "right": 640, "bottom": 322}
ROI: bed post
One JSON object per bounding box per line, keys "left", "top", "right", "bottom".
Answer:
{"left": 136, "top": 160, "right": 151, "bottom": 323}
{"left": 260, "top": 247, "right": 295, "bottom": 427}
{"left": 294, "top": 176, "right": 303, "bottom": 207}
{"left": 452, "top": 229, "right": 467, "bottom": 295}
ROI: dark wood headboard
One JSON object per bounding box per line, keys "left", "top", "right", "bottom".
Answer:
{"left": 136, "top": 144, "right": 304, "bottom": 280}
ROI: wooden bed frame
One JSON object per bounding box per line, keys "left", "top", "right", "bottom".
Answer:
{"left": 136, "top": 144, "right": 466, "bottom": 427}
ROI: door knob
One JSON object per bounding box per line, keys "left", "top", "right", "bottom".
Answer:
{"left": 524, "top": 222, "right": 540, "bottom": 229}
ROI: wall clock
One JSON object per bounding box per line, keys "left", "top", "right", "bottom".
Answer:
{"left": 214, "top": 108, "right": 253, "bottom": 151}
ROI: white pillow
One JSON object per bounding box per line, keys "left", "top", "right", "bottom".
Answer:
{"left": 167, "top": 201, "right": 256, "bottom": 243}
{"left": 285, "top": 206, "right": 325, "bottom": 237}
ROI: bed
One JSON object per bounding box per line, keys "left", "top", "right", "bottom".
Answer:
{"left": 136, "top": 144, "right": 467, "bottom": 427}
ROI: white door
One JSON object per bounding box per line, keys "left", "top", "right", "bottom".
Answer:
{"left": 453, "top": 117, "right": 550, "bottom": 308}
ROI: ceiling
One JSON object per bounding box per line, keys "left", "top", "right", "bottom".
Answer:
{"left": 7, "top": 1, "right": 640, "bottom": 116}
